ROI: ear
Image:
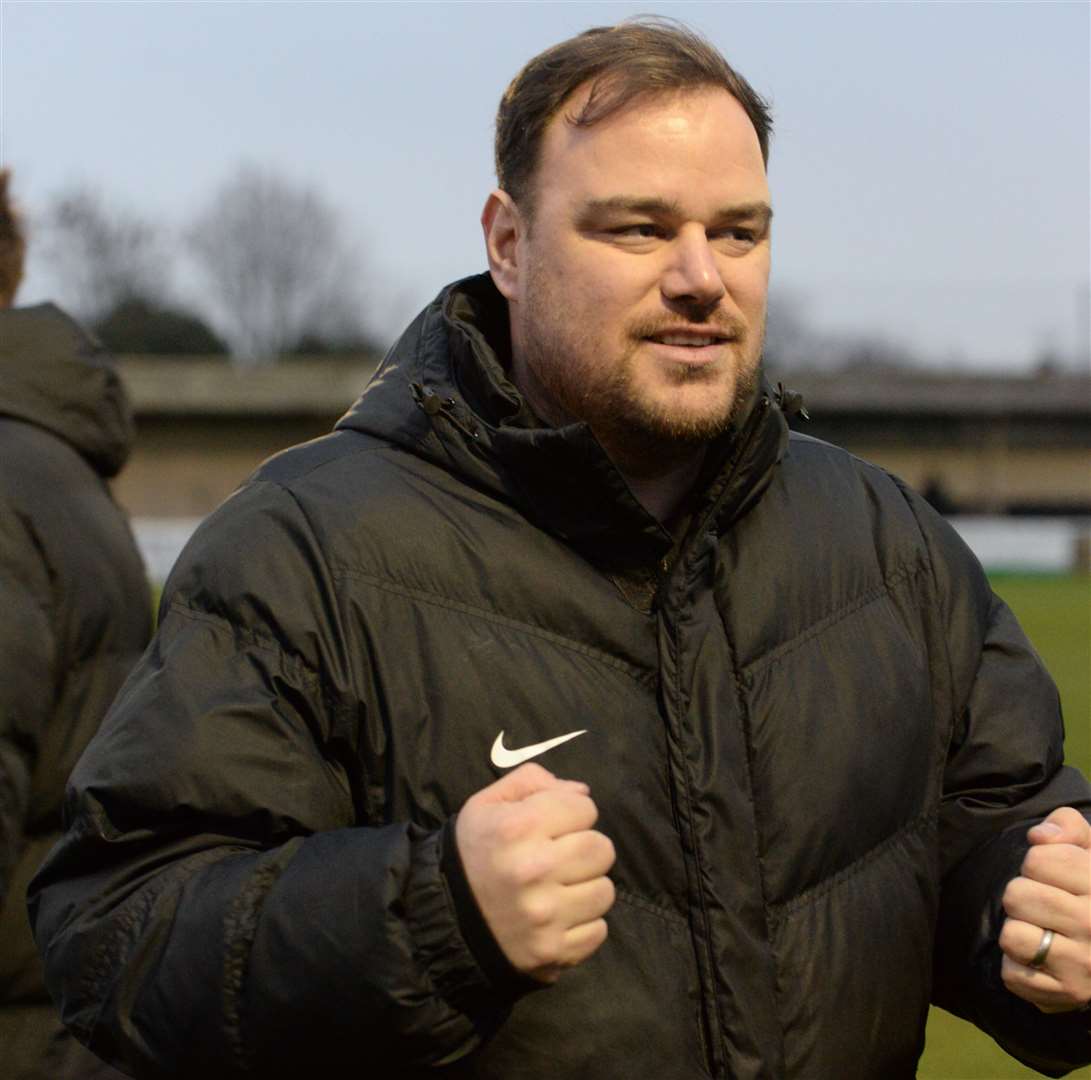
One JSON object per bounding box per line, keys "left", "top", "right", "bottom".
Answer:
{"left": 481, "top": 189, "right": 524, "bottom": 301}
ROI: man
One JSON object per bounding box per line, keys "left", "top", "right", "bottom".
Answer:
{"left": 30, "top": 21, "right": 1091, "bottom": 1079}
{"left": 0, "top": 169, "right": 151, "bottom": 1079}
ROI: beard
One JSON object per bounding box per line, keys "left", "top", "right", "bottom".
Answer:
{"left": 516, "top": 267, "right": 765, "bottom": 473}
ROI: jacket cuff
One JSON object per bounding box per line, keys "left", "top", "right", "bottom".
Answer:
{"left": 439, "top": 815, "right": 543, "bottom": 998}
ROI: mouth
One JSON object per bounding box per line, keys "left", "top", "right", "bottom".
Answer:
{"left": 642, "top": 329, "right": 735, "bottom": 364}
{"left": 643, "top": 323, "right": 736, "bottom": 345}
{"left": 646, "top": 332, "right": 729, "bottom": 347}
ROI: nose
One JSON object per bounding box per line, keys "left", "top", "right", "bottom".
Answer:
{"left": 660, "top": 226, "right": 726, "bottom": 310}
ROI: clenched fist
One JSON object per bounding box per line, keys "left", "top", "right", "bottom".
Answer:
{"left": 1000, "top": 806, "right": 1091, "bottom": 1013}
{"left": 455, "top": 762, "right": 616, "bottom": 983}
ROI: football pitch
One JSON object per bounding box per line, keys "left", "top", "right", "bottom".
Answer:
{"left": 918, "top": 573, "right": 1091, "bottom": 1080}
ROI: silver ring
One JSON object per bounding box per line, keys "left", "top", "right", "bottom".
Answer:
{"left": 1028, "top": 928, "right": 1054, "bottom": 970}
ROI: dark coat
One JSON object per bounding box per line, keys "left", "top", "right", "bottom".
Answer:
{"left": 29, "top": 277, "right": 1091, "bottom": 1078}
{"left": 1, "top": 304, "right": 152, "bottom": 1080}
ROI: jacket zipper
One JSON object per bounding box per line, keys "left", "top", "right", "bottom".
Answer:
{"left": 660, "top": 391, "right": 777, "bottom": 1080}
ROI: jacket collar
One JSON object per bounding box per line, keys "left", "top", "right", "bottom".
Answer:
{"left": 338, "top": 274, "right": 789, "bottom": 567}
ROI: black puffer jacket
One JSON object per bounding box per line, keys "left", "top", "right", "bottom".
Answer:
{"left": 30, "top": 277, "right": 1091, "bottom": 1078}
{"left": 1, "top": 304, "right": 152, "bottom": 1079}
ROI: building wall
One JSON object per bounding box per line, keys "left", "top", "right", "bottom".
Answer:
{"left": 113, "top": 415, "right": 336, "bottom": 518}
{"left": 825, "top": 444, "right": 1091, "bottom": 514}
{"left": 110, "top": 362, "right": 1091, "bottom": 521}
{"left": 112, "top": 416, "right": 1091, "bottom": 522}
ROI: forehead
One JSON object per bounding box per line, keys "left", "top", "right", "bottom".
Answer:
{"left": 534, "top": 85, "right": 769, "bottom": 212}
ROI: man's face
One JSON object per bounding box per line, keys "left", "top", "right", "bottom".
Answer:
{"left": 498, "top": 85, "right": 772, "bottom": 468}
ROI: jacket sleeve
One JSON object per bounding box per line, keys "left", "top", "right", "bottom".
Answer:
{"left": 0, "top": 503, "right": 57, "bottom": 907}
{"left": 903, "top": 487, "right": 1091, "bottom": 1075}
{"left": 28, "top": 480, "right": 520, "bottom": 1078}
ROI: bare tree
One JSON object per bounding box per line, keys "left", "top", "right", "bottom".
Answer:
{"left": 764, "top": 288, "right": 924, "bottom": 374}
{"left": 42, "top": 186, "right": 169, "bottom": 322}
{"left": 187, "top": 166, "right": 368, "bottom": 364}
{"left": 763, "top": 289, "right": 815, "bottom": 373}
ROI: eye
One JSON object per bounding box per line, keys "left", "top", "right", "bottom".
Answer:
{"left": 609, "top": 223, "right": 663, "bottom": 240}
{"left": 710, "top": 226, "right": 759, "bottom": 252}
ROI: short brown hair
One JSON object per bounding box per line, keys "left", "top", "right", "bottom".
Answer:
{"left": 495, "top": 17, "right": 772, "bottom": 216}
{"left": 0, "top": 169, "right": 27, "bottom": 308}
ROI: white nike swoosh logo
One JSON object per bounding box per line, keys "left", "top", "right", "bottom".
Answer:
{"left": 490, "top": 729, "right": 588, "bottom": 769}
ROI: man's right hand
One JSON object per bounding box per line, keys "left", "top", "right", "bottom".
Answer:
{"left": 455, "top": 762, "right": 616, "bottom": 983}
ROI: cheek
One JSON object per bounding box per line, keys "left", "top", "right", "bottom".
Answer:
{"left": 568, "top": 245, "right": 657, "bottom": 312}
{"left": 727, "top": 261, "right": 770, "bottom": 316}
{"left": 568, "top": 283, "right": 637, "bottom": 341}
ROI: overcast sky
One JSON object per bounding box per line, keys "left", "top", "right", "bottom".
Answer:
{"left": 2, "top": 1, "right": 1088, "bottom": 369}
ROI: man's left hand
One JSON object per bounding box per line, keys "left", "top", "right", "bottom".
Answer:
{"left": 999, "top": 806, "right": 1091, "bottom": 1013}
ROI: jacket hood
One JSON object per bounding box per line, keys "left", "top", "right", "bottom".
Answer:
{"left": 337, "top": 274, "right": 790, "bottom": 566}
{"left": 0, "top": 303, "right": 135, "bottom": 478}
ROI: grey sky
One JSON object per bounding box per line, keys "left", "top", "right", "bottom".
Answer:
{"left": 3, "top": 0, "right": 1088, "bottom": 369}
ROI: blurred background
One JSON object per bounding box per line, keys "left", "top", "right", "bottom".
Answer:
{"left": 3, "top": 3, "right": 1089, "bottom": 1075}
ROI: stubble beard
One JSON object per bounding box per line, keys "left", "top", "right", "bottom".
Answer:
{"left": 517, "top": 276, "right": 765, "bottom": 475}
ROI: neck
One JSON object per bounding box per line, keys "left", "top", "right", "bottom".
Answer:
{"left": 615, "top": 447, "right": 707, "bottom": 524}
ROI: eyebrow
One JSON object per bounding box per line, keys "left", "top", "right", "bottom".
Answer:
{"left": 576, "top": 196, "right": 773, "bottom": 228}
